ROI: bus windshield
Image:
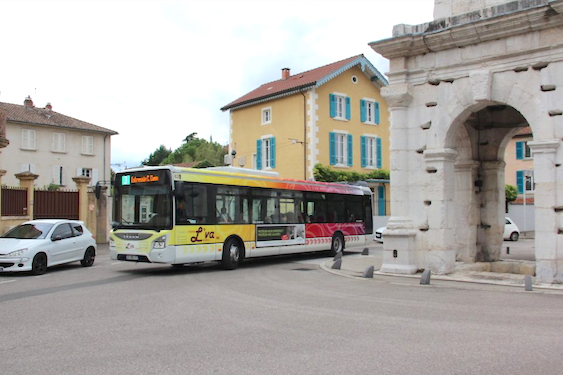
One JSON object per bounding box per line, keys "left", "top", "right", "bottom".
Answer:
{"left": 113, "top": 170, "right": 173, "bottom": 231}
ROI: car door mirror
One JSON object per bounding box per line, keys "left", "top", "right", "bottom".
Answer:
{"left": 52, "top": 235, "right": 63, "bottom": 241}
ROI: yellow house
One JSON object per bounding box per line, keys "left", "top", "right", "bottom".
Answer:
{"left": 221, "top": 55, "right": 390, "bottom": 215}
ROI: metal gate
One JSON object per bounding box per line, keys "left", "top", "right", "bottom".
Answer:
{"left": 34, "top": 189, "right": 79, "bottom": 220}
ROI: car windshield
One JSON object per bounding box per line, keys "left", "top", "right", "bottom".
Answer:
{"left": 1, "top": 223, "right": 54, "bottom": 239}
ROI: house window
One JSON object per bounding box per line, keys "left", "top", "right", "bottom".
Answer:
{"left": 329, "top": 132, "right": 352, "bottom": 167}
{"left": 335, "top": 134, "right": 346, "bottom": 165}
{"left": 261, "top": 107, "right": 272, "bottom": 125}
{"left": 329, "top": 94, "right": 351, "bottom": 120}
{"left": 52, "top": 133, "right": 66, "bottom": 153}
{"left": 52, "top": 166, "right": 64, "bottom": 185}
{"left": 263, "top": 138, "right": 272, "bottom": 168}
{"left": 361, "top": 99, "right": 380, "bottom": 125}
{"left": 82, "top": 136, "right": 94, "bottom": 155}
{"left": 21, "top": 129, "right": 36, "bottom": 150}
{"left": 256, "top": 137, "right": 276, "bottom": 170}
{"left": 81, "top": 168, "right": 92, "bottom": 178}
{"left": 361, "top": 136, "right": 382, "bottom": 169}
{"left": 516, "top": 170, "right": 535, "bottom": 193}
{"left": 516, "top": 141, "right": 532, "bottom": 160}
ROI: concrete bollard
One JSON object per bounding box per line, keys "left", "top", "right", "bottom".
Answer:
{"left": 331, "top": 259, "right": 342, "bottom": 270}
{"left": 420, "top": 269, "right": 431, "bottom": 285}
{"left": 361, "top": 248, "right": 369, "bottom": 256}
{"left": 506, "top": 247, "right": 510, "bottom": 255}
{"left": 333, "top": 252, "right": 342, "bottom": 261}
{"left": 524, "top": 275, "right": 533, "bottom": 291}
{"left": 362, "top": 266, "right": 374, "bottom": 278}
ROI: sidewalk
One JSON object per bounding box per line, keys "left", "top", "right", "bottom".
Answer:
{"left": 321, "top": 244, "right": 563, "bottom": 292}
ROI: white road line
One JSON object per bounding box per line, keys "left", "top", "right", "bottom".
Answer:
{"left": 0, "top": 279, "right": 16, "bottom": 284}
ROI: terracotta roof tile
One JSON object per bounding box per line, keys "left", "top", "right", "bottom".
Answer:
{"left": 0, "top": 101, "right": 118, "bottom": 135}
{"left": 221, "top": 54, "right": 385, "bottom": 111}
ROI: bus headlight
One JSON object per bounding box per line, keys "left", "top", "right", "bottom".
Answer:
{"left": 152, "top": 235, "right": 167, "bottom": 250}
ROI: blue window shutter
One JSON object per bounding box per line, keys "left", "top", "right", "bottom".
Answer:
{"left": 256, "top": 139, "right": 262, "bottom": 170}
{"left": 346, "top": 97, "right": 351, "bottom": 120}
{"left": 360, "top": 136, "right": 366, "bottom": 168}
{"left": 270, "top": 137, "right": 276, "bottom": 168}
{"left": 376, "top": 137, "right": 382, "bottom": 169}
{"left": 375, "top": 102, "right": 380, "bottom": 124}
{"left": 516, "top": 141, "right": 524, "bottom": 160}
{"left": 347, "top": 134, "right": 353, "bottom": 166}
{"left": 516, "top": 170, "right": 524, "bottom": 194}
{"left": 329, "top": 132, "right": 336, "bottom": 165}
{"left": 329, "top": 94, "right": 336, "bottom": 118}
{"left": 377, "top": 186, "right": 386, "bottom": 216}
{"left": 360, "top": 100, "right": 366, "bottom": 123}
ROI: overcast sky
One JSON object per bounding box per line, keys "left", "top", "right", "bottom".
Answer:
{"left": 0, "top": 0, "right": 434, "bottom": 170}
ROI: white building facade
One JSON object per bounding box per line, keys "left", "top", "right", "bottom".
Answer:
{"left": 370, "top": 0, "right": 563, "bottom": 283}
{"left": 0, "top": 97, "right": 117, "bottom": 189}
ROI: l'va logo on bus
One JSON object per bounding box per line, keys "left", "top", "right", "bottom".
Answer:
{"left": 190, "top": 227, "right": 216, "bottom": 243}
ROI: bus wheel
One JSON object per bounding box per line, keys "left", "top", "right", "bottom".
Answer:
{"left": 329, "top": 233, "right": 344, "bottom": 256}
{"left": 222, "top": 238, "right": 242, "bottom": 270}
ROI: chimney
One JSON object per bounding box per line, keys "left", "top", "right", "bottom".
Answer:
{"left": 24, "top": 96, "right": 34, "bottom": 109}
{"left": 45, "top": 102, "right": 52, "bottom": 111}
{"left": 282, "top": 68, "right": 290, "bottom": 80}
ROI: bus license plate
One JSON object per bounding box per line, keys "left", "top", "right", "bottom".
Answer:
{"left": 126, "top": 255, "right": 139, "bottom": 261}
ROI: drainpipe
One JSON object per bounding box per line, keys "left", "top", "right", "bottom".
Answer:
{"left": 301, "top": 91, "right": 307, "bottom": 180}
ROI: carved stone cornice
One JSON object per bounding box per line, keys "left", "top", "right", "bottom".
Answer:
{"left": 370, "top": 0, "right": 563, "bottom": 59}
{"left": 381, "top": 83, "right": 413, "bottom": 108}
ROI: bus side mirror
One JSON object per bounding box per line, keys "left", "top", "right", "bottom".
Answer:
{"left": 173, "top": 181, "right": 184, "bottom": 198}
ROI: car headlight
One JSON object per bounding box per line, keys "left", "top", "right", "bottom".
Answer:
{"left": 152, "top": 235, "right": 166, "bottom": 250}
{"left": 7, "top": 249, "right": 28, "bottom": 257}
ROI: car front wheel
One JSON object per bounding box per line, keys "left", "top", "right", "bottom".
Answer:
{"left": 510, "top": 232, "right": 519, "bottom": 242}
{"left": 81, "top": 247, "right": 96, "bottom": 267}
{"left": 31, "top": 253, "right": 48, "bottom": 275}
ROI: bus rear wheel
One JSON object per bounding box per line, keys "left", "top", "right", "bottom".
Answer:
{"left": 329, "top": 233, "right": 344, "bottom": 256}
{"left": 222, "top": 238, "right": 243, "bottom": 270}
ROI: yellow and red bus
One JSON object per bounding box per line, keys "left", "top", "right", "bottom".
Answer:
{"left": 110, "top": 166, "right": 373, "bottom": 269}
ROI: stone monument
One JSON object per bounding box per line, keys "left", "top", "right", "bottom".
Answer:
{"left": 370, "top": 0, "right": 563, "bottom": 283}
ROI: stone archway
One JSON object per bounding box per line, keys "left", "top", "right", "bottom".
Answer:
{"left": 370, "top": 0, "right": 563, "bottom": 283}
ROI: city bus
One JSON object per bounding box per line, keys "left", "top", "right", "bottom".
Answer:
{"left": 110, "top": 166, "right": 373, "bottom": 269}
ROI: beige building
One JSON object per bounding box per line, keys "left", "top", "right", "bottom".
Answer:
{"left": 0, "top": 96, "right": 117, "bottom": 188}
{"left": 221, "top": 55, "right": 389, "bottom": 180}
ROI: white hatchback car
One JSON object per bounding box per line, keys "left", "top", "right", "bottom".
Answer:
{"left": 0, "top": 219, "right": 97, "bottom": 275}
{"left": 504, "top": 217, "right": 520, "bottom": 241}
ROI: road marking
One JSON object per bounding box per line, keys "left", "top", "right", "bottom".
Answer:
{"left": 0, "top": 279, "right": 16, "bottom": 284}
{"left": 110, "top": 262, "right": 123, "bottom": 266}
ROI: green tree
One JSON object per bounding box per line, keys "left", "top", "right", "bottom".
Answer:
{"left": 145, "top": 134, "right": 227, "bottom": 167}
{"left": 142, "top": 144, "right": 172, "bottom": 166}
{"left": 505, "top": 184, "right": 518, "bottom": 203}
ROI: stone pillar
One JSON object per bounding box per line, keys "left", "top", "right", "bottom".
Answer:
{"left": 424, "top": 149, "right": 458, "bottom": 274}
{"left": 15, "top": 171, "right": 39, "bottom": 219}
{"left": 73, "top": 176, "right": 91, "bottom": 222}
{"left": 380, "top": 83, "right": 418, "bottom": 274}
{"left": 454, "top": 161, "right": 480, "bottom": 261}
{"left": 476, "top": 161, "right": 506, "bottom": 262}
{"left": 528, "top": 140, "right": 561, "bottom": 283}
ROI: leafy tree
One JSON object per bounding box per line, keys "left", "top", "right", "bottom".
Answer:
{"left": 144, "top": 134, "right": 227, "bottom": 167}
{"left": 313, "top": 164, "right": 390, "bottom": 182}
{"left": 142, "top": 144, "right": 172, "bottom": 166}
{"left": 505, "top": 184, "right": 518, "bottom": 202}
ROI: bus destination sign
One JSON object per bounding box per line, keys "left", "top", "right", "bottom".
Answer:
{"left": 121, "top": 174, "right": 160, "bottom": 186}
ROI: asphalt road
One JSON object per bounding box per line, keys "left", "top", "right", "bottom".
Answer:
{"left": 1, "top": 242, "right": 561, "bottom": 375}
